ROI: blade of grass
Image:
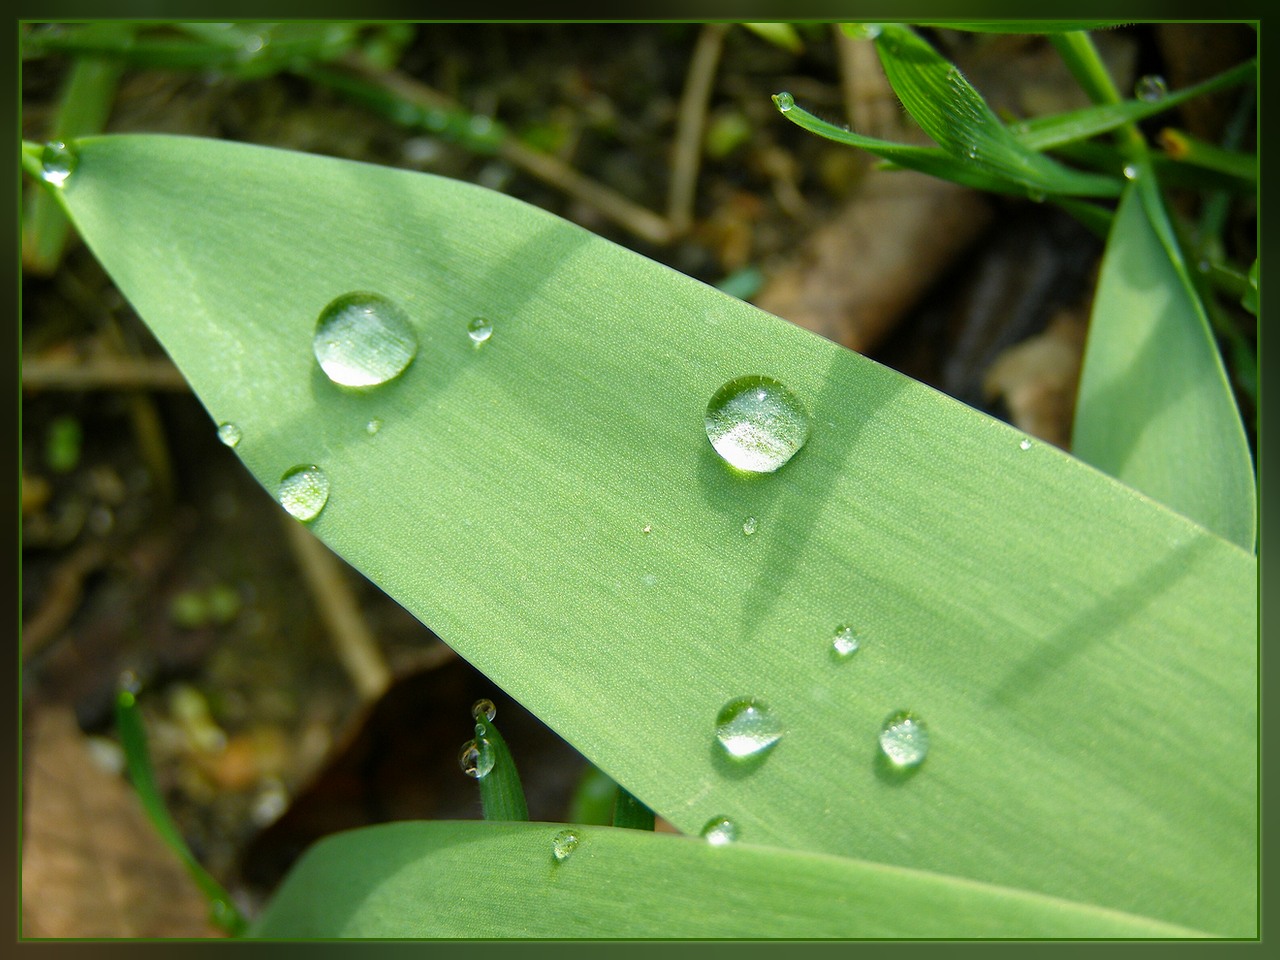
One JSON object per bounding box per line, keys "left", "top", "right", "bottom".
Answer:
{"left": 43, "top": 134, "right": 1256, "bottom": 934}
{"left": 115, "top": 688, "right": 246, "bottom": 935}
{"left": 1072, "top": 180, "right": 1257, "bottom": 550}
{"left": 612, "top": 787, "right": 655, "bottom": 831}
{"left": 470, "top": 709, "right": 530, "bottom": 822}
{"left": 249, "top": 821, "right": 1208, "bottom": 938}
{"left": 871, "top": 24, "right": 1121, "bottom": 197}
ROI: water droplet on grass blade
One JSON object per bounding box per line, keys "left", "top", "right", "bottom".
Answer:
{"left": 1019, "top": 438, "right": 1032, "bottom": 451}
{"left": 366, "top": 418, "right": 382, "bottom": 435}
{"left": 832, "top": 624, "right": 859, "bottom": 658}
{"left": 706, "top": 375, "right": 809, "bottom": 473}
{"left": 217, "top": 423, "right": 242, "bottom": 448}
{"left": 1135, "top": 75, "right": 1168, "bottom": 102}
{"left": 472, "top": 698, "right": 497, "bottom": 722}
{"left": 459, "top": 738, "right": 495, "bottom": 778}
{"left": 552, "top": 829, "right": 580, "bottom": 861}
{"left": 879, "top": 711, "right": 928, "bottom": 768}
{"left": 742, "top": 516, "right": 758, "bottom": 536}
{"left": 701, "top": 816, "right": 739, "bottom": 845}
{"left": 40, "top": 141, "right": 77, "bottom": 187}
{"left": 772, "top": 92, "right": 794, "bottom": 113}
{"left": 467, "top": 316, "right": 493, "bottom": 344}
{"left": 715, "top": 696, "right": 783, "bottom": 759}
{"left": 1123, "top": 163, "right": 1139, "bottom": 180}
{"left": 277, "top": 465, "right": 329, "bottom": 522}
{"left": 313, "top": 292, "right": 417, "bottom": 388}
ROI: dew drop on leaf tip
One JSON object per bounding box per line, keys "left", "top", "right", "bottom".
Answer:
{"left": 715, "top": 696, "right": 783, "bottom": 759}
{"left": 772, "top": 92, "right": 794, "bottom": 113}
{"left": 472, "top": 698, "right": 497, "bottom": 722}
{"left": 1134, "top": 74, "right": 1168, "bottom": 102}
{"left": 459, "top": 738, "right": 495, "bottom": 778}
{"left": 313, "top": 292, "right": 417, "bottom": 388}
{"left": 706, "top": 375, "right": 810, "bottom": 473}
{"left": 40, "top": 140, "right": 77, "bottom": 187}
{"left": 277, "top": 464, "right": 329, "bottom": 522}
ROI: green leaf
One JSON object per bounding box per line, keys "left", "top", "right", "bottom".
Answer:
{"left": 469, "top": 709, "right": 530, "bottom": 822}
{"left": 1073, "top": 179, "right": 1257, "bottom": 551}
{"left": 871, "top": 24, "right": 1121, "bottom": 197}
{"left": 249, "top": 821, "right": 1208, "bottom": 938}
{"left": 43, "top": 134, "right": 1256, "bottom": 935}
{"left": 741, "top": 23, "right": 803, "bottom": 54}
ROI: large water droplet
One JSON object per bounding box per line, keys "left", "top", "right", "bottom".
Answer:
{"left": 701, "top": 815, "right": 739, "bottom": 846}
{"left": 832, "top": 624, "right": 859, "bottom": 658}
{"left": 313, "top": 292, "right": 417, "bottom": 388}
{"left": 879, "top": 711, "right": 929, "bottom": 768}
{"left": 705, "top": 375, "right": 809, "bottom": 473}
{"left": 472, "top": 698, "right": 497, "bottom": 722}
{"left": 715, "top": 696, "right": 783, "bottom": 759}
{"left": 277, "top": 464, "right": 329, "bottom": 522}
{"left": 1134, "top": 74, "right": 1168, "bottom": 102}
{"left": 552, "top": 829, "right": 580, "bottom": 861}
{"left": 772, "top": 92, "right": 795, "bottom": 113}
{"left": 742, "top": 516, "right": 758, "bottom": 536}
{"left": 459, "top": 738, "right": 495, "bottom": 778}
{"left": 216, "top": 422, "right": 242, "bottom": 448}
{"left": 40, "top": 141, "right": 77, "bottom": 187}
{"left": 467, "top": 316, "right": 494, "bottom": 344}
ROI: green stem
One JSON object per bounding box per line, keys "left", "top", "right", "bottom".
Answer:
{"left": 115, "top": 689, "right": 247, "bottom": 936}
{"left": 1050, "top": 31, "right": 1146, "bottom": 154}
{"left": 471, "top": 714, "right": 530, "bottom": 822}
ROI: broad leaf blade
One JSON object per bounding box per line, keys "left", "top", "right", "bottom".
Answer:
{"left": 49, "top": 135, "right": 1256, "bottom": 935}
{"left": 1073, "top": 182, "right": 1257, "bottom": 550}
{"left": 250, "top": 821, "right": 1207, "bottom": 938}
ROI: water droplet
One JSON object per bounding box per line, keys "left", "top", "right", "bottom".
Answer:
{"left": 832, "top": 624, "right": 859, "bottom": 658}
{"left": 1019, "top": 438, "right": 1032, "bottom": 451}
{"left": 641, "top": 524, "right": 652, "bottom": 535}
{"left": 772, "top": 92, "right": 795, "bottom": 113}
{"left": 313, "top": 292, "right": 417, "bottom": 388}
{"left": 216, "top": 422, "right": 242, "bottom": 448}
{"left": 472, "top": 698, "right": 497, "bottom": 722}
{"left": 715, "top": 696, "right": 783, "bottom": 759}
{"left": 459, "top": 738, "right": 495, "bottom": 778}
{"left": 40, "top": 140, "right": 77, "bottom": 187}
{"left": 847, "top": 23, "right": 882, "bottom": 40}
{"left": 879, "top": 711, "right": 929, "bottom": 768}
{"left": 1123, "top": 163, "right": 1139, "bottom": 180}
{"left": 467, "top": 316, "right": 493, "bottom": 344}
{"left": 701, "top": 815, "right": 739, "bottom": 846}
{"left": 742, "top": 516, "right": 758, "bottom": 536}
{"left": 277, "top": 464, "right": 329, "bottom": 522}
{"left": 366, "top": 418, "right": 382, "bottom": 435}
{"left": 552, "top": 829, "right": 580, "bottom": 861}
{"left": 705, "top": 375, "right": 810, "bottom": 473}
{"left": 1134, "top": 74, "right": 1168, "bottom": 102}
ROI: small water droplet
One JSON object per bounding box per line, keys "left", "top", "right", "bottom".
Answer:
{"left": 706, "top": 375, "right": 810, "bottom": 473}
{"left": 1134, "top": 74, "right": 1168, "bottom": 102}
{"left": 742, "top": 516, "right": 758, "bottom": 536}
{"left": 715, "top": 696, "right": 783, "bottom": 759}
{"left": 216, "top": 422, "right": 242, "bottom": 448}
{"left": 277, "top": 464, "right": 329, "bottom": 522}
{"left": 641, "top": 524, "right": 652, "bottom": 535}
{"left": 366, "top": 418, "right": 382, "bottom": 435}
{"left": 701, "top": 815, "right": 739, "bottom": 845}
{"left": 1019, "top": 438, "right": 1032, "bottom": 451}
{"left": 879, "top": 711, "right": 929, "bottom": 768}
{"left": 467, "top": 316, "right": 494, "bottom": 344}
{"left": 965, "top": 147, "right": 978, "bottom": 160}
{"left": 1123, "top": 163, "right": 1139, "bottom": 180}
{"left": 118, "top": 669, "right": 142, "bottom": 695}
{"left": 832, "top": 624, "right": 859, "bottom": 658}
{"left": 552, "top": 829, "right": 580, "bottom": 861}
{"left": 772, "top": 92, "right": 795, "bottom": 113}
{"left": 313, "top": 292, "right": 417, "bottom": 388}
{"left": 459, "top": 738, "right": 495, "bottom": 778}
{"left": 472, "top": 698, "right": 497, "bottom": 722}
{"left": 40, "top": 140, "right": 78, "bottom": 187}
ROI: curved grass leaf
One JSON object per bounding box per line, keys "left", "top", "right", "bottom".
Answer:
{"left": 42, "top": 135, "right": 1256, "bottom": 935}
{"left": 872, "top": 24, "right": 1120, "bottom": 197}
{"left": 249, "top": 821, "right": 1207, "bottom": 938}
{"left": 1073, "top": 178, "right": 1257, "bottom": 550}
